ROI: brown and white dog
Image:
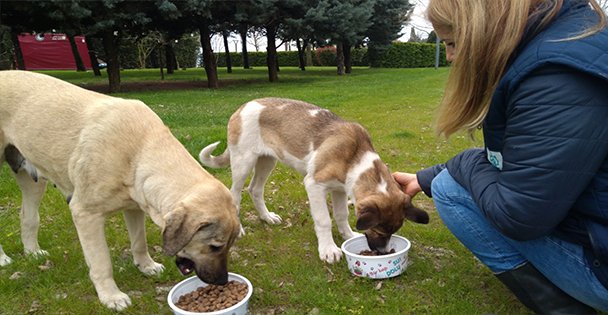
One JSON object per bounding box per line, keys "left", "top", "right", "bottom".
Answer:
{"left": 0, "top": 71, "right": 240, "bottom": 311}
{"left": 199, "top": 97, "right": 429, "bottom": 263}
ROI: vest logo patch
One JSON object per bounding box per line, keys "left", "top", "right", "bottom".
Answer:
{"left": 486, "top": 148, "right": 503, "bottom": 170}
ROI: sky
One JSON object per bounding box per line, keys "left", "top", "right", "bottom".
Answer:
{"left": 399, "top": 0, "right": 433, "bottom": 41}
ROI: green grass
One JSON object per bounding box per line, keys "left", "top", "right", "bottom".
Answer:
{"left": 0, "top": 67, "right": 532, "bottom": 314}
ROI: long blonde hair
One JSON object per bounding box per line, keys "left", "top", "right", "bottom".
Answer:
{"left": 427, "top": 0, "right": 607, "bottom": 138}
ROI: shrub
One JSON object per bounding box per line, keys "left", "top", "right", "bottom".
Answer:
{"left": 214, "top": 42, "right": 446, "bottom": 69}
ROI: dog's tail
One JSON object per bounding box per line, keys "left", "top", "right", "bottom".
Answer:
{"left": 199, "top": 141, "right": 231, "bottom": 168}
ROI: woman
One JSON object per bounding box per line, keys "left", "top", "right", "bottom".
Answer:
{"left": 394, "top": 0, "right": 608, "bottom": 313}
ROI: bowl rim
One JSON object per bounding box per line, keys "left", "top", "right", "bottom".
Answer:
{"left": 167, "top": 272, "right": 253, "bottom": 315}
{"left": 341, "top": 234, "right": 411, "bottom": 260}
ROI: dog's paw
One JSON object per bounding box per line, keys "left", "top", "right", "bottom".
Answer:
{"left": 25, "top": 249, "right": 49, "bottom": 257}
{"left": 138, "top": 261, "right": 165, "bottom": 276}
{"left": 319, "top": 243, "right": 343, "bottom": 264}
{"left": 100, "top": 291, "right": 131, "bottom": 311}
{"left": 238, "top": 225, "right": 246, "bottom": 238}
{"left": 0, "top": 254, "right": 13, "bottom": 266}
{"left": 261, "top": 212, "right": 282, "bottom": 225}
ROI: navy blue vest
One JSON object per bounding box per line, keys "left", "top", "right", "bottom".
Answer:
{"left": 485, "top": 0, "right": 608, "bottom": 286}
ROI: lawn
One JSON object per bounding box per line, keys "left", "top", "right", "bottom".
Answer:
{"left": 0, "top": 67, "right": 532, "bottom": 314}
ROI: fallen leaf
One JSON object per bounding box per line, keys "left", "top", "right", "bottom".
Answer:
{"left": 9, "top": 271, "right": 23, "bottom": 280}
{"left": 38, "top": 260, "right": 54, "bottom": 271}
{"left": 375, "top": 281, "right": 383, "bottom": 290}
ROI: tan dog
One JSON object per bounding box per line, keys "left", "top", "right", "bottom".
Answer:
{"left": 199, "top": 97, "right": 429, "bottom": 263}
{"left": 0, "top": 71, "right": 240, "bottom": 311}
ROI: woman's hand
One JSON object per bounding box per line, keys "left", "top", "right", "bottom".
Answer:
{"left": 392, "top": 172, "right": 422, "bottom": 197}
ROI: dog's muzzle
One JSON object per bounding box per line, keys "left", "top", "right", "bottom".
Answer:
{"left": 365, "top": 231, "right": 392, "bottom": 254}
{"left": 175, "top": 257, "right": 195, "bottom": 276}
{"left": 175, "top": 256, "right": 229, "bottom": 285}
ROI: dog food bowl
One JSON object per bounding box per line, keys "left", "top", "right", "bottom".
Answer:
{"left": 341, "top": 234, "right": 411, "bottom": 279}
{"left": 167, "top": 272, "right": 253, "bottom": 315}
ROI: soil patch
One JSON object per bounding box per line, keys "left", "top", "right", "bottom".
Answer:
{"left": 80, "top": 79, "right": 260, "bottom": 93}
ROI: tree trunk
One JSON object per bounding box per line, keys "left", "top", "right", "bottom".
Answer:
{"left": 336, "top": 42, "right": 345, "bottom": 75}
{"left": 239, "top": 23, "right": 250, "bottom": 69}
{"left": 102, "top": 30, "right": 121, "bottom": 93}
{"left": 222, "top": 30, "right": 232, "bottom": 73}
{"left": 165, "top": 42, "right": 176, "bottom": 74}
{"left": 199, "top": 24, "right": 219, "bottom": 89}
{"left": 306, "top": 41, "right": 313, "bottom": 67}
{"left": 10, "top": 30, "right": 25, "bottom": 70}
{"left": 158, "top": 45, "right": 165, "bottom": 80}
{"left": 344, "top": 43, "right": 352, "bottom": 74}
{"left": 266, "top": 24, "right": 278, "bottom": 82}
{"left": 85, "top": 35, "right": 101, "bottom": 76}
{"left": 67, "top": 32, "right": 86, "bottom": 71}
{"left": 296, "top": 39, "right": 306, "bottom": 71}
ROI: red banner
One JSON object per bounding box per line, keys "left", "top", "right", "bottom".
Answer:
{"left": 18, "top": 33, "right": 93, "bottom": 70}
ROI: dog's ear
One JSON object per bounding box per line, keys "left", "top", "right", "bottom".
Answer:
{"left": 356, "top": 206, "right": 380, "bottom": 230}
{"left": 162, "top": 206, "right": 210, "bottom": 256}
{"left": 403, "top": 204, "right": 430, "bottom": 224}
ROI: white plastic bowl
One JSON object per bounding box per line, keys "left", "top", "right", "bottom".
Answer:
{"left": 167, "top": 272, "right": 253, "bottom": 315}
{"left": 341, "top": 234, "right": 411, "bottom": 279}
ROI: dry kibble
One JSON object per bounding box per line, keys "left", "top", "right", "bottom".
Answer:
{"left": 359, "top": 248, "right": 396, "bottom": 256}
{"left": 175, "top": 280, "right": 249, "bottom": 312}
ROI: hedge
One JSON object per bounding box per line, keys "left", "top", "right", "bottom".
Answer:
{"left": 214, "top": 41, "right": 446, "bottom": 68}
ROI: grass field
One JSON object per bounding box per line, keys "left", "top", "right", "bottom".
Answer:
{"left": 0, "top": 67, "right": 533, "bottom": 314}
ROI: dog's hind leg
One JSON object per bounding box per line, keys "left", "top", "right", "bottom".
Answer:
{"left": 0, "top": 149, "right": 12, "bottom": 266}
{"left": 229, "top": 152, "right": 257, "bottom": 236}
{"left": 70, "top": 200, "right": 131, "bottom": 311}
{"left": 123, "top": 209, "right": 164, "bottom": 276}
{"left": 0, "top": 245, "right": 12, "bottom": 266}
{"left": 248, "top": 155, "right": 282, "bottom": 225}
{"left": 0, "top": 139, "right": 10, "bottom": 265}
{"left": 13, "top": 168, "right": 48, "bottom": 257}
{"left": 304, "top": 176, "right": 342, "bottom": 264}
{"left": 331, "top": 190, "right": 362, "bottom": 241}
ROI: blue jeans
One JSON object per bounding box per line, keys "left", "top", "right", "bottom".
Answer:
{"left": 431, "top": 169, "right": 608, "bottom": 312}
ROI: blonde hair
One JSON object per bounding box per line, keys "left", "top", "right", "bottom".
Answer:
{"left": 427, "top": 0, "right": 607, "bottom": 138}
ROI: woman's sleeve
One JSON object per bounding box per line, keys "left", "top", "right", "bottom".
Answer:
{"left": 416, "top": 163, "right": 445, "bottom": 197}
{"left": 445, "top": 65, "right": 608, "bottom": 240}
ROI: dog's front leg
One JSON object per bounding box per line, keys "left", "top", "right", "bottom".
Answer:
{"left": 71, "top": 207, "right": 131, "bottom": 311}
{"left": 331, "top": 190, "right": 362, "bottom": 241}
{"left": 304, "top": 176, "right": 342, "bottom": 264}
{"left": 14, "top": 170, "right": 48, "bottom": 257}
{"left": 123, "top": 209, "right": 164, "bottom": 276}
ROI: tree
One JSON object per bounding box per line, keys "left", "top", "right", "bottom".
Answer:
{"left": 61, "top": 1, "right": 157, "bottom": 92}
{"left": 407, "top": 27, "right": 422, "bottom": 42}
{"left": 366, "top": 0, "right": 413, "bottom": 67}
{"left": 161, "top": 0, "right": 241, "bottom": 88}
{"left": 0, "top": 25, "right": 13, "bottom": 69}
{"left": 426, "top": 30, "right": 437, "bottom": 43}
{"left": 246, "top": 0, "right": 310, "bottom": 82}
{"left": 133, "top": 32, "right": 161, "bottom": 69}
{"left": 278, "top": 0, "right": 318, "bottom": 71}
{"left": 0, "top": 1, "right": 58, "bottom": 70}
{"left": 221, "top": 30, "right": 233, "bottom": 73}
{"left": 306, "top": 0, "right": 374, "bottom": 75}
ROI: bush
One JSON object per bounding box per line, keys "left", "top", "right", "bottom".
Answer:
{"left": 314, "top": 46, "right": 336, "bottom": 66}
{"left": 215, "top": 42, "right": 445, "bottom": 69}
{"left": 380, "top": 42, "right": 447, "bottom": 68}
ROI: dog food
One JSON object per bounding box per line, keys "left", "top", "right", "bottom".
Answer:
{"left": 175, "top": 280, "right": 248, "bottom": 313}
{"left": 359, "top": 248, "right": 396, "bottom": 256}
